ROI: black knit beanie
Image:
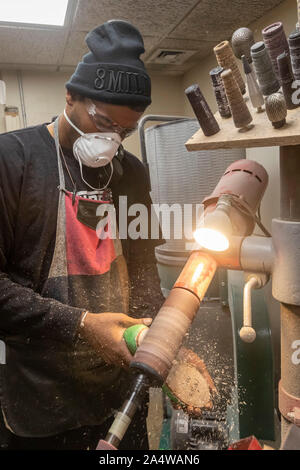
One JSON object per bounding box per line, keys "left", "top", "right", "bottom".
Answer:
{"left": 66, "top": 20, "right": 151, "bottom": 108}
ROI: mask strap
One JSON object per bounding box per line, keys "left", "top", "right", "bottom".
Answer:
{"left": 77, "top": 157, "right": 114, "bottom": 191}
{"left": 63, "top": 109, "right": 84, "bottom": 136}
{"left": 64, "top": 108, "right": 121, "bottom": 145}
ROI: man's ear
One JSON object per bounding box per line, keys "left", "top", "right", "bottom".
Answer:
{"left": 66, "top": 89, "right": 75, "bottom": 107}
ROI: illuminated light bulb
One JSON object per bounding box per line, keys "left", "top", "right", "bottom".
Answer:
{"left": 194, "top": 227, "right": 230, "bottom": 252}
{"left": 194, "top": 203, "right": 232, "bottom": 252}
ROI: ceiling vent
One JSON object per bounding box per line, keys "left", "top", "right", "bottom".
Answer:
{"left": 147, "top": 48, "right": 197, "bottom": 65}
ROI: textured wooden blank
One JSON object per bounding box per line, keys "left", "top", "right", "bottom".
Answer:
{"left": 185, "top": 96, "right": 300, "bottom": 151}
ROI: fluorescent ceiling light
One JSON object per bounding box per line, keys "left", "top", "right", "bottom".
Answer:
{"left": 0, "top": 0, "right": 69, "bottom": 26}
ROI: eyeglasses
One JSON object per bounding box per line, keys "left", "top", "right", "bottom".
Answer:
{"left": 85, "top": 99, "right": 139, "bottom": 139}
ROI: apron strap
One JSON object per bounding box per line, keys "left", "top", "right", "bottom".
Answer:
{"left": 48, "top": 118, "right": 69, "bottom": 278}
{"left": 53, "top": 117, "right": 66, "bottom": 190}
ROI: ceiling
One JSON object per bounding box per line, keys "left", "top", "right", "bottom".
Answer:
{"left": 0, "top": 0, "right": 286, "bottom": 75}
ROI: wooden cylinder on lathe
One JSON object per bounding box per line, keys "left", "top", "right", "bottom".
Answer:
{"left": 209, "top": 66, "right": 231, "bottom": 118}
{"left": 265, "top": 92, "right": 287, "bottom": 128}
{"left": 277, "top": 51, "right": 298, "bottom": 109}
{"left": 221, "top": 69, "right": 253, "bottom": 129}
{"left": 214, "top": 40, "right": 246, "bottom": 95}
{"left": 185, "top": 84, "right": 220, "bottom": 136}
{"left": 262, "top": 22, "right": 290, "bottom": 80}
{"left": 131, "top": 252, "right": 217, "bottom": 382}
{"left": 231, "top": 27, "right": 255, "bottom": 63}
{"left": 288, "top": 30, "right": 300, "bottom": 81}
{"left": 251, "top": 41, "right": 280, "bottom": 96}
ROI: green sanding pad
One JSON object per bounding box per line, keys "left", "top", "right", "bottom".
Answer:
{"left": 123, "top": 324, "right": 148, "bottom": 355}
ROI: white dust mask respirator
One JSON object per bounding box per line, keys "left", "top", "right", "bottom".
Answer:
{"left": 63, "top": 109, "right": 122, "bottom": 190}
{"left": 63, "top": 109, "right": 121, "bottom": 168}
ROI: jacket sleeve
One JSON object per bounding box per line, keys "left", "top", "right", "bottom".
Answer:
{"left": 0, "top": 134, "right": 83, "bottom": 345}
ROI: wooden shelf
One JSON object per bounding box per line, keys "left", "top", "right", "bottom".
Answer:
{"left": 185, "top": 98, "right": 300, "bottom": 151}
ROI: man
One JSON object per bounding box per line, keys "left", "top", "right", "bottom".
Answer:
{"left": 0, "top": 20, "right": 164, "bottom": 450}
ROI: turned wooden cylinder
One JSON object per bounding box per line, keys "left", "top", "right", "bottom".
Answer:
{"left": 232, "top": 27, "right": 255, "bottom": 63}
{"left": 277, "top": 51, "right": 298, "bottom": 109}
{"left": 251, "top": 41, "right": 280, "bottom": 96}
{"left": 288, "top": 30, "right": 300, "bottom": 81}
{"left": 262, "top": 22, "right": 290, "bottom": 80}
{"left": 185, "top": 84, "right": 220, "bottom": 136}
{"left": 214, "top": 40, "right": 246, "bottom": 95}
{"left": 265, "top": 92, "right": 287, "bottom": 128}
{"left": 210, "top": 66, "right": 231, "bottom": 118}
{"left": 221, "top": 68, "right": 253, "bottom": 129}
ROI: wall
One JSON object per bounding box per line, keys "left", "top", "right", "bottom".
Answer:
{"left": 182, "top": 0, "right": 297, "bottom": 232}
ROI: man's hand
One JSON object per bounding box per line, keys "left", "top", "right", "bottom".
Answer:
{"left": 80, "top": 312, "right": 152, "bottom": 368}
